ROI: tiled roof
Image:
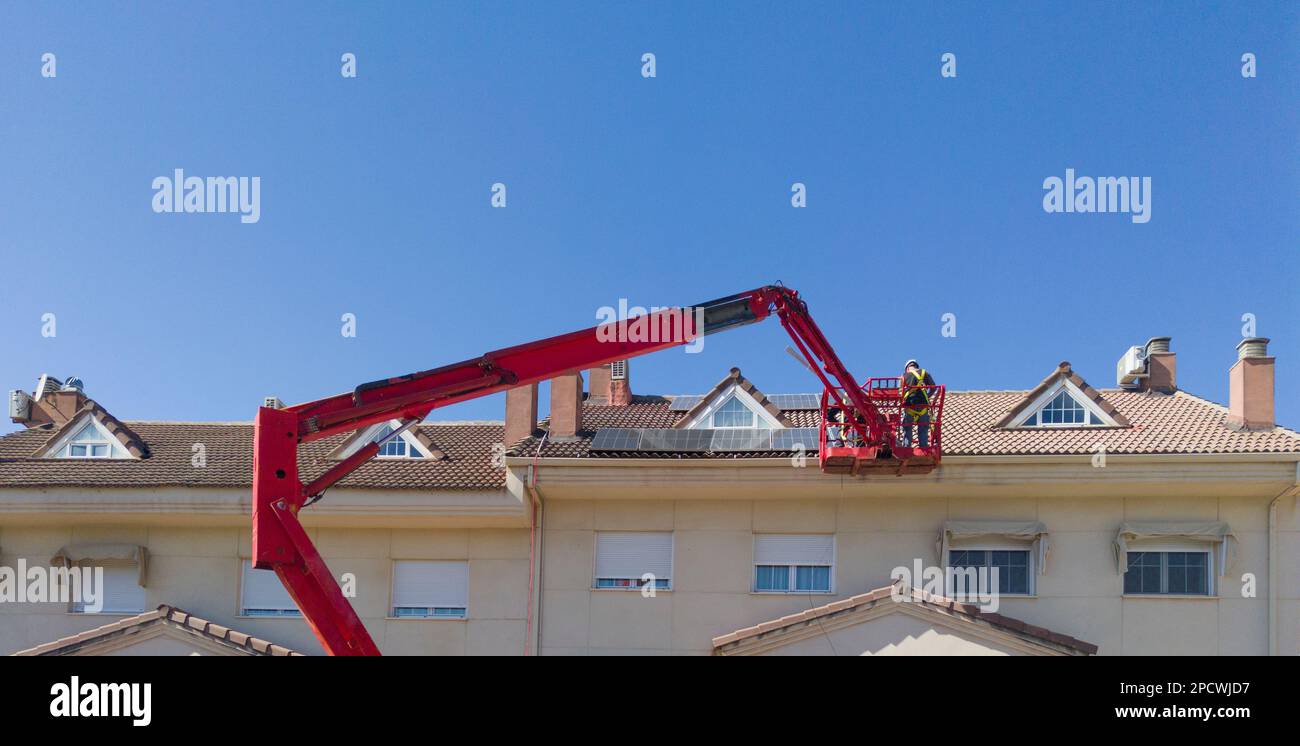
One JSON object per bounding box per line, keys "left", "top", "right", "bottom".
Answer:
{"left": 0, "top": 421, "right": 508, "bottom": 490}
{"left": 711, "top": 583, "right": 1098, "bottom": 656}
{"left": 2, "top": 378, "right": 1296, "bottom": 491}
{"left": 12, "top": 604, "right": 303, "bottom": 656}
{"left": 509, "top": 388, "right": 1300, "bottom": 459}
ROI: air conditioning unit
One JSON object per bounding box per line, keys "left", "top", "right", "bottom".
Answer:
{"left": 609, "top": 360, "right": 627, "bottom": 381}
{"left": 1116, "top": 345, "right": 1148, "bottom": 387}
{"left": 263, "top": 396, "right": 284, "bottom": 410}
{"left": 9, "top": 390, "right": 32, "bottom": 420}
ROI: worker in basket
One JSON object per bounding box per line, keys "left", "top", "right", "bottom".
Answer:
{"left": 826, "top": 405, "right": 846, "bottom": 447}
{"left": 899, "top": 360, "right": 936, "bottom": 449}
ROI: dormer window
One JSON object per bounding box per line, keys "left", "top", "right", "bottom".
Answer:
{"left": 711, "top": 395, "right": 769, "bottom": 429}
{"left": 333, "top": 420, "right": 434, "bottom": 460}
{"left": 373, "top": 423, "right": 419, "bottom": 458}
{"left": 1016, "top": 388, "right": 1112, "bottom": 428}
{"left": 50, "top": 417, "right": 129, "bottom": 459}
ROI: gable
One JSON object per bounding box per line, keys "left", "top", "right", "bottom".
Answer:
{"left": 994, "top": 362, "right": 1130, "bottom": 429}
{"left": 675, "top": 368, "right": 793, "bottom": 429}
{"left": 332, "top": 419, "right": 441, "bottom": 460}
{"left": 712, "top": 584, "right": 1097, "bottom": 656}
{"left": 35, "top": 411, "right": 140, "bottom": 460}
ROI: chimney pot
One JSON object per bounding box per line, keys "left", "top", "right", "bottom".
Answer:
{"left": 1228, "top": 337, "right": 1275, "bottom": 431}
{"left": 1145, "top": 337, "right": 1171, "bottom": 355}
{"left": 1237, "top": 337, "right": 1270, "bottom": 360}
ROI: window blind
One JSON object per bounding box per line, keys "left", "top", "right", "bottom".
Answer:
{"left": 753, "top": 534, "right": 834, "bottom": 566}
{"left": 392, "top": 561, "right": 469, "bottom": 609}
{"left": 241, "top": 560, "right": 299, "bottom": 612}
{"left": 595, "top": 532, "right": 673, "bottom": 580}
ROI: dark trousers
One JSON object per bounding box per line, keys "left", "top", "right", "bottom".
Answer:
{"left": 900, "top": 411, "right": 930, "bottom": 448}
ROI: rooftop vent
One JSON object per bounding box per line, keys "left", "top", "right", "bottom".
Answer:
{"left": 263, "top": 396, "right": 284, "bottom": 410}
{"left": 610, "top": 360, "right": 627, "bottom": 381}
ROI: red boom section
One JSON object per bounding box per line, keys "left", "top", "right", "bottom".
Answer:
{"left": 252, "top": 286, "right": 932, "bottom": 655}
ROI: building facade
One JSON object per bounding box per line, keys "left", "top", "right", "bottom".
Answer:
{"left": 2, "top": 337, "right": 1297, "bottom": 655}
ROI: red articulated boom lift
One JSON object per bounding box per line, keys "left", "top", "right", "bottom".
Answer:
{"left": 251, "top": 285, "right": 944, "bottom": 655}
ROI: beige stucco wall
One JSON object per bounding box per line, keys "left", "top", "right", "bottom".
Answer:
{"left": 539, "top": 490, "right": 1299, "bottom": 656}
{"left": 0, "top": 523, "right": 530, "bottom": 656}
{"left": 2, "top": 456, "right": 1296, "bottom": 656}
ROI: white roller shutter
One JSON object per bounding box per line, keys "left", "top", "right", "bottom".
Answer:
{"left": 392, "top": 561, "right": 468, "bottom": 609}
{"left": 241, "top": 560, "right": 299, "bottom": 613}
{"left": 754, "top": 534, "right": 834, "bottom": 566}
{"left": 91, "top": 565, "right": 146, "bottom": 613}
{"left": 595, "top": 532, "right": 673, "bottom": 580}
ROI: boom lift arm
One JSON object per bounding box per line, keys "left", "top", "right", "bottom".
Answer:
{"left": 251, "top": 285, "right": 937, "bottom": 655}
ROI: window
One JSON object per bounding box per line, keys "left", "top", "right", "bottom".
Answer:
{"left": 1020, "top": 390, "right": 1106, "bottom": 427}
{"left": 711, "top": 396, "right": 761, "bottom": 428}
{"left": 753, "top": 535, "right": 834, "bottom": 593}
{"left": 240, "top": 560, "right": 302, "bottom": 617}
{"left": 72, "top": 565, "right": 146, "bottom": 614}
{"left": 1124, "top": 551, "right": 1211, "bottom": 595}
{"left": 391, "top": 561, "right": 468, "bottom": 618}
{"left": 371, "top": 423, "right": 424, "bottom": 458}
{"left": 58, "top": 420, "right": 117, "bottom": 458}
{"left": 947, "top": 549, "right": 1032, "bottom": 596}
{"left": 594, "top": 532, "right": 673, "bottom": 590}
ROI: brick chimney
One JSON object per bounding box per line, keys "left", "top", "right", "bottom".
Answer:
{"left": 10, "top": 374, "right": 87, "bottom": 428}
{"left": 1140, "top": 337, "right": 1176, "bottom": 393}
{"left": 548, "top": 371, "right": 584, "bottom": 441}
{"left": 503, "top": 384, "right": 538, "bottom": 447}
{"left": 584, "top": 360, "right": 632, "bottom": 406}
{"left": 1228, "top": 337, "right": 1274, "bottom": 431}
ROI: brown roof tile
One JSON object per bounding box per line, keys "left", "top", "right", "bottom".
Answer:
{"left": 11, "top": 604, "right": 304, "bottom": 656}
{"left": 3, "top": 372, "right": 1296, "bottom": 491}
{"left": 711, "top": 583, "right": 1098, "bottom": 655}
{"left": 0, "top": 421, "right": 509, "bottom": 490}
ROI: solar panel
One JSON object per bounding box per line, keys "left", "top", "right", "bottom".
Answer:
{"left": 590, "top": 426, "right": 821, "bottom": 453}
{"left": 589, "top": 428, "right": 644, "bottom": 451}
{"left": 638, "top": 428, "right": 713, "bottom": 452}
{"left": 771, "top": 427, "right": 819, "bottom": 451}
{"left": 708, "top": 429, "right": 773, "bottom": 451}
{"left": 668, "top": 395, "right": 703, "bottom": 411}
{"left": 769, "top": 394, "right": 822, "bottom": 410}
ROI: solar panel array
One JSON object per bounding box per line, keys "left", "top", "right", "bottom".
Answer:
{"left": 589, "top": 427, "right": 820, "bottom": 453}
{"left": 668, "top": 393, "right": 821, "bottom": 411}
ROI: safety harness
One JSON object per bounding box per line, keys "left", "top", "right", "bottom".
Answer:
{"left": 902, "top": 368, "right": 931, "bottom": 418}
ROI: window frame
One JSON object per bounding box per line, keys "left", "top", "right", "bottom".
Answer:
{"left": 751, "top": 534, "right": 835, "bottom": 595}
{"left": 1122, "top": 544, "right": 1215, "bottom": 597}
{"left": 945, "top": 544, "right": 1036, "bottom": 597}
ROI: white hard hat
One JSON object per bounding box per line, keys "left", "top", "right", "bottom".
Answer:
{"left": 904, "top": 359, "right": 919, "bottom": 369}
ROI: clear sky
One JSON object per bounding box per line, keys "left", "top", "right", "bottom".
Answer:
{"left": 1, "top": 2, "right": 1296, "bottom": 434}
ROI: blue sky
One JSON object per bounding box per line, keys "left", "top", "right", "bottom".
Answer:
{"left": 1, "top": 2, "right": 1296, "bottom": 433}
